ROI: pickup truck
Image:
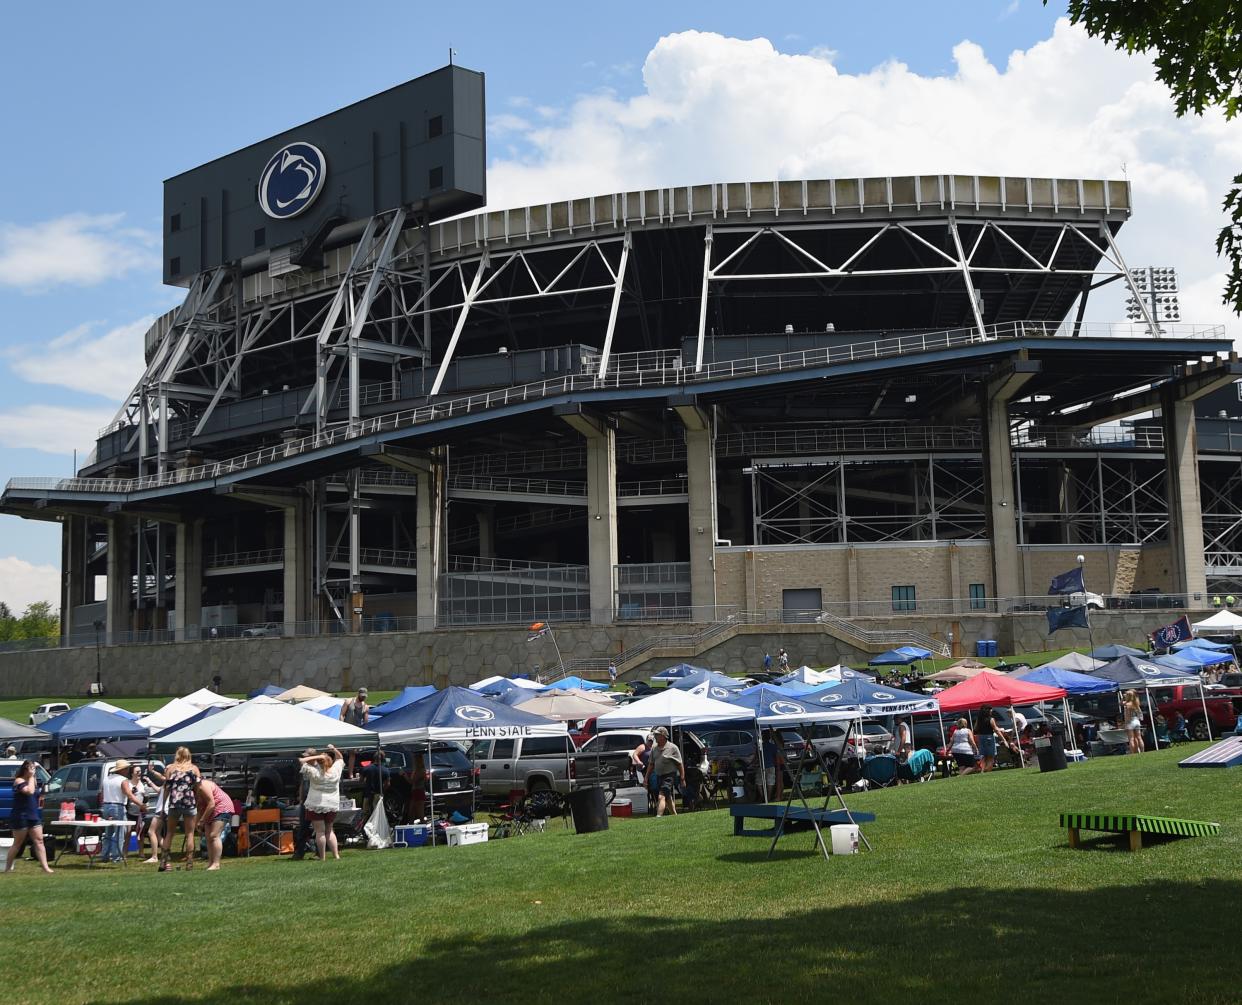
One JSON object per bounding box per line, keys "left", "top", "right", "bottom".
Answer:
{"left": 1153, "top": 685, "right": 1242, "bottom": 741}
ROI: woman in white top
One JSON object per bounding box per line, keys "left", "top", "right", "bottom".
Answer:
{"left": 298, "top": 745, "right": 344, "bottom": 861}
{"left": 949, "top": 718, "right": 980, "bottom": 776}
{"left": 1122, "top": 689, "right": 1145, "bottom": 754}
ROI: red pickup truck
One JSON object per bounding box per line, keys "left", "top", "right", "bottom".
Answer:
{"left": 1154, "top": 686, "right": 1242, "bottom": 741}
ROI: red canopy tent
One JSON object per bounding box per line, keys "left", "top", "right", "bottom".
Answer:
{"left": 935, "top": 672, "right": 1066, "bottom": 711}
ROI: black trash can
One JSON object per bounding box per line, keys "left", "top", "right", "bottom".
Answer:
{"left": 568, "top": 786, "right": 610, "bottom": 834}
{"left": 1035, "top": 726, "right": 1068, "bottom": 773}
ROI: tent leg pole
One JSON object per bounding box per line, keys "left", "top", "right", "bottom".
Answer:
{"left": 428, "top": 741, "right": 435, "bottom": 847}
{"left": 1009, "top": 704, "right": 1023, "bottom": 767}
{"left": 1198, "top": 684, "right": 1213, "bottom": 742}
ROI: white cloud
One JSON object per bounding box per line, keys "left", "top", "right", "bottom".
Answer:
{"left": 484, "top": 22, "right": 1242, "bottom": 338}
{"left": 0, "top": 403, "right": 114, "bottom": 456}
{"left": 0, "top": 212, "right": 158, "bottom": 291}
{"left": 0, "top": 555, "right": 60, "bottom": 613}
{"left": 8, "top": 315, "right": 152, "bottom": 401}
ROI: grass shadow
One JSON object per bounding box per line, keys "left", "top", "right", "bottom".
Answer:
{"left": 119, "top": 879, "right": 1242, "bottom": 1005}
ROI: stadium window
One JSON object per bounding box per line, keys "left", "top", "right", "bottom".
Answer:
{"left": 169, "top": 213, "right": 181, "bottom": 233}
{"left": 254, "top": 227, "right": 265, "bottom": 248}
{"left": 169, "top": 257, "right": 181, "bottom": 276}
{"left": 427, "top": 114, "right": 443, "bottom": 138}
{"left": 891, "top": 585, "right": 916, "bottom": 612}
{"left": 428, "top": 165, "right": 444, "bottom": 189}
{"left": 969, "top": 583, "right": 987, "bottom": 610}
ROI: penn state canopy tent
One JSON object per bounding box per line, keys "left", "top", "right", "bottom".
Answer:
{"left": 670, "top": 670, "right": 746, "bottom": 696}
{"left": 39, "top": 706, "right": 149, "bottom": 743}
{"left": 1082, "top": 654, "right": 1214, "bottom": 741}
{"left": 796, "top": 679, "right": 939, "bottom": 714}
{"left": 777, "top": 666, "right": 837, "bottom": 687}
{"left": 370, "top": 687, "right": 568, "bottom": 743}
{"left": 1160, "top": 646, "right": 1232, "bottom": 668}
{"left": 1014, "top": 666, "right": 1117, "bottom": 695}
{"left": 1192, "top": 609, "right": 1242, "bottom": 634}
{"left": 1090, "top": 644, "right": 1146, "bottom": 660}
{"left": 729, "top": 684, "right": 916, "bottom": 721}
{"left": 371, "top": 686, "right": 438, "bottom": 716}
{"left": 651, "top": 663, "right": 708, "bottom": 682}
{"left": 151, "top": 696, "right": 377, "bottom": 753}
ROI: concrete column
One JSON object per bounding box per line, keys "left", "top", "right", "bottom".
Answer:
{"left": 174, "top": 520, "right": 203, "bottom": 639}
{"left": 562, "top": 412, "right": 618, "bottom": 624}
{"left": 846, "top": 546, "right": 860, "bottom": 617}
{"left": 416, "top": 463, "right": 444, "bottom": 629}
{"left": 284, "top": 501, "right": 309, "bottom": 634}
{"left": 1162, "top": 393, "right": 1208, "bottom": 601}
{"left": 61, "top": 516, "right": 87, "bottom": 644}
{"left": 679, "top": 408, "right": 718, "bottom": 616}
{"left": 105, "top": 516, "right": 134, "bottom": 643}
{"left": 948, "top": 543, "right": 962, "bottom": 614}
{"left": 982, "top": 395, "right": 1021, "bottom": 603}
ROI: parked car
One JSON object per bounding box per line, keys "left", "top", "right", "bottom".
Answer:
{"left": 39, "top": 757, "right": 165, "bottom": 828}
{"left": 369, "top": 744, "right": 478, "bottom": 819}
{"left": 1066, "top": 591, "right": 1105, "bottom": 610}
{"left": 29, "top": 703, "right": 71, "bottom": 725}
{"left": 575, "top": 729, "right": 709, "bottom": 791}
{"left": 467, "top": 735, "right": 581, "bottom": 797}
{"left": 0, "top": 759, "right": 52, "bottom": 835}
{"left": 240, "top": 623, "right": 281, "bottom": 638}
{"left": 1153, "top": 685, "right": 1242, "bottom": 740}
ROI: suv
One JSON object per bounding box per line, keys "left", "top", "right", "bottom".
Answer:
{"left": 367, "top": 745, "right": 478, "bottom": 819}
{"left": 576, "top": 729, "right": 710, "bottom": 788}
{"left": 0, "top": 759, "right": 52, "bottom": 834}
{"left": 29, "top": 703, "right": 71, "bottom": 726}
{"left": 240, "top": 623, "right": 280, "bottom": 638}
{"left": 39, "top": 757, "right": 165, "bottom": 827}
{"left": 468, "top": 735, "right": 580, "bottom": 797}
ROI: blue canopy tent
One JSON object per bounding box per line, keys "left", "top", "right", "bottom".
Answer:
{"left": 795, "top": 677, "right": 944, "bottom": 759}
{"left": 371, "top": 686, "right": 569, "bottom": 844}
{"left": 1160, "top": 646, "right": 1232, "bottom": 668}
{"left": 1015, "top": 666, "right": 1117, "bottom": 748}
{"left": 737, "top": 681, "right": 805, "bottom": 698}
{"left": 1173, "top": 637, "right": 1232, "bottom": 653}
{"left": 39, "top": 706, "right": 149, "bottom": 743}
{"left": 549, "top": 675, "right": 610, "bottom": 692}
{"left": 1089, "top": 644, "right": 1145, "bottom": 660}
{"left": 1083, "top": 654, "right": 1213, "bottom": 741}
{"left": 149, "top": 704, "right": 225, "bottom": 738}
{"left": 868, "top": 646, "right": 932, "bottom": 670}
{"left": 247, "top": 684, "right": 285, "bottom": 698}
{"left": 371, "top": 686, "right": 438, "bottom": 717}
{"left": 651, "top": 663, "right": 707, "bottom": 683}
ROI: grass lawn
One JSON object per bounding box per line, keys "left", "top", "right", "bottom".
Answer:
{"left": 2, "top": 744, "right": 1238, "bottom": 1004}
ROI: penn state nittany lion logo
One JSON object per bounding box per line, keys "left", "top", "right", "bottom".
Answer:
{"left": 769, "top": 700, "right": 806, "bottom": 716}
{"left": 455, "top": 705, "right": 495, "bottom": 722}
{"left": 258, "top": 142, "right": 327, "bottom": 220}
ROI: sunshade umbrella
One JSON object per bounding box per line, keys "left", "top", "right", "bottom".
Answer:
{"left": 561, "top": 687, "right": 617, "bottom": 705}
{"left": 151, "top": 696, "right": 377, "bottom": 753}
{"left": 925, "top": 664, "right": 1003, "bottom": 684}
{"left": 510, "top": 692, "right": 611, "bottom": 721}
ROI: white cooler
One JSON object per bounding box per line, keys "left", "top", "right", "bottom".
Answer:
{"left": 445, "top": 822, "right": 489, "bottom": 847}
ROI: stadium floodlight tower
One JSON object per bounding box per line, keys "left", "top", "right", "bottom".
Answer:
{"left": 1126, "top": 266, "right": 1181, "bottom": 329}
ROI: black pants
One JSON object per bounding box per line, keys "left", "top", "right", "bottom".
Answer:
{"left": 290, "top": 807, "right": 313, "bottom": 859}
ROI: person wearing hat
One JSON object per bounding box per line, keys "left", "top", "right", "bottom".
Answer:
{"left": 99, "top": 759, "right": 144, "bottom": 863}
{"left": 340, "top": 688, "right": 370, "bottom": 778}
{"left": 644, "top": 727, "right": 685, "bottom": 817}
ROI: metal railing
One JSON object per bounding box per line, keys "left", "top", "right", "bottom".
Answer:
{"left": 206, "top": 548, "right": 285, "bottom": 570}
{"left": 8, "top": 321, "right": 1225, "bottom": 501}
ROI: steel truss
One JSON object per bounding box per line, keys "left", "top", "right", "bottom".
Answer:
{"left": 1202, "top": 458, "right": 1242, "bottom": 585}
{"left": 749, "top": 456, "right": 986, "bottom": 545}
{"left": 693, "top": 216, "right": 1158, "bottom": 369}
{"left": 1016, "top": 455, "right": 1169, "bottom": 546}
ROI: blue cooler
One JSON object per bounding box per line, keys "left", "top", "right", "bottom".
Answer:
{"left": 393, "top": 824, "right": 430, "bottom": 848}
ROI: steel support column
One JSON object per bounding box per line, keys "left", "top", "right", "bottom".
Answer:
{"left": 561, "top": 412, "right": 618, "bottom": 624}
{"left": 173, "top": 520, "right": 203, "bottom": 639}
{"left": 1162, "top": 391, "right": 1208, "bottom": 601}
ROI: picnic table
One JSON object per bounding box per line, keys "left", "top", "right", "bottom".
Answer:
{"left": 48, "top": 819, "right": 137, "bottom": 867}
{"left": 1060, "top": 812, "right": 1219, "bottom": 852}
{"left": 731, "top": 803, "right": 876, "bottom": 839}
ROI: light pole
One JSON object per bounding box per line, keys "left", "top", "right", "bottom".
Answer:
{"left": 947, "top": 629, "right": 954, "bottom": 660}
{"left": 92, "top": 618, "right": 104, "bottom": 695}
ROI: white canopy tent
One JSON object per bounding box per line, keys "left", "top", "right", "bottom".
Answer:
{"left": 470, "top": 675, "right": 545, "bottom": 692}
{"left": 137, "top": 698, "right": 207, "bottom": 732}
{"left": 151, "top": 696, "right": 378, "bottom": 753}
{"left": 594, "top": 688, "right": 752, "bottom": 730}
{"left": 297, "top": 695, "right": 346, "bottom": 714}
{"left": 181, "top": 688, "right": 241, "bottom": 710}
{"left": 1193, "top": 610, "right": 1242, "bottom": 634}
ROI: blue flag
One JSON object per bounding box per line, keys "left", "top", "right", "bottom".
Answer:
{"left": 1046, "top": 604, "right": 1089, "bottom": 635}
{"left": 1151, "top": 615, "right": 1193, "bottom": 649}
{"left": 1048, "top": 567, "right": 1086, "bottom": 595}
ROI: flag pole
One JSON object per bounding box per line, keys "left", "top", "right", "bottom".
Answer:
{"left": 1077, "top": 554, "right": 1095, "bottom": 658}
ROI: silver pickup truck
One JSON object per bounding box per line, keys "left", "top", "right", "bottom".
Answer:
{"left": 466, "top": 735, "right": 633, "bottom": 798}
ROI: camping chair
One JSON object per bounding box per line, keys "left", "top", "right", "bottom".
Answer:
{"left": 897, "top": 748, "right": 935, "bottom": 783}
{"left": 245, "top": 808, "right": 283, "bottom": 856}
{"left": 861, "top": 754, "right": 899, "bottom": 789}
{"left": 1170, "top": 719, "right": 1191, "bottom": 744}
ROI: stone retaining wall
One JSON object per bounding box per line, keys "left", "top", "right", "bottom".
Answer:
{"left": 0, "top": 609, "right": 1206, "bottom": 697}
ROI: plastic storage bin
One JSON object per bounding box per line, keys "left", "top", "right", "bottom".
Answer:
{"left": 445, "top": 822, "right": 489, "bottom": 847}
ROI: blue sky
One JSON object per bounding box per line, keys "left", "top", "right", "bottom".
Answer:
{"left": 3, "top": 0, "right": 1239, "bottom": 610}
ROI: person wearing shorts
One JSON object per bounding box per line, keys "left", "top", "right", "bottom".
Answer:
{"left": 195, "top": 777, "right": 234, "bottom": 871}
{"left": 4, "top": 761, "right": 52, "bottom": 874}
{"left": 159, "top": 747, "right": 202, "bottom": 871}
{"left": 299, "top": 745, "right": 344, "bottom": 860}
{"left": 949, "top": 718, "right": 980, "bottom": 775}
{"left": 644, "top": 727, "right": 684, "bottom": 817}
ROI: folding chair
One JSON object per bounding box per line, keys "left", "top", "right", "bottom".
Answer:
{"left": 245, "top": 808, "right": 283, "bottom": 856}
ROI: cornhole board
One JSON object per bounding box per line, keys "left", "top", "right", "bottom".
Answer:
{"left": 731, "top": 803, "right": 875, "bottom": 838}
{"left": 1178, "top": 735, "right": 1242, "bottom": 769}
{"left": 1060, "top": 812, "right": 1220, "bottom": 852}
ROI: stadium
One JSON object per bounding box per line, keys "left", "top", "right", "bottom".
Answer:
{"left": 2, "top": 63, "right": 1241, "bottom": 688}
